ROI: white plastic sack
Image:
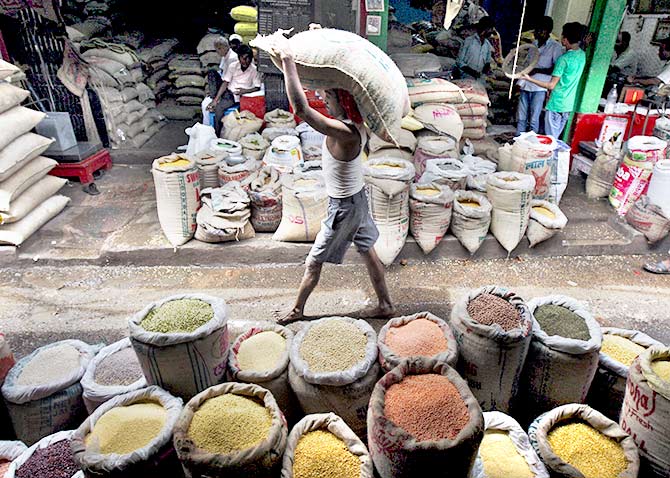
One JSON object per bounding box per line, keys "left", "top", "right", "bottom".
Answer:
{"left": 281, "top": 413, "right": 373, "bottom": 478}
{"left": 273, "top": 172, "right": 328, "bottom": 242}
{"left": 262, "top": 127, "right": 299, "bottom": 143}
{"left": 0, "top": 84, "right": 29, "bottom": 115}
{"left": 0, "top": 107, "right": 46, "bottom": 152}
{"left": 0, "top": 440, "right": 27, "bottom": 462}
{"left": 469, "top": 412, "right": 549, "bottom": 478}
{"left": 289, "top": 317, "right": 379, "bottom": 437}
{"left": 252, "top": 28, "right": 409, "bottom": 146}
{"left": 409, "top": 182, "right": 454, "bottom": 254}
{"left": 420, "top": 157, "right": 469, "bottom": 191}
{"left": 240, "top": 133, "right": 270, "bottom": 161}
{"left": 527, "top": 200, "right": 568, "bottom": 248}
{"left": 249, "top": 166, "right": 283, "bottom": 233}
{"left": 413, "top": 103, "right": 464, "bottom": 141}
{"left": 128, "top": 294, "right": 229, "bottom": 399}
{"left": 71, "top": 386, "right": 182, "bottom": 476}
{"left": 151, "top": 154, "right": 200, "bottom": 247}
{"left": 6, "top": 430, "right": 82, "bottom": 478}
{"left": 296, "top": 122, "right": 325, "bottom": 148}
{"left": 0, "top": 195, "right": 69, "bottom": 246}
{"left": 80, "top": 338, "right": 148, "bottom": 413}
{"left": 413, "top": 133, "right": 460, "bottom": 180}
{"left": 218, "top": 157, "right": 259, "bottom": 189}
{"left": 0, "top": 60, "right": 20, "bottom": 80}
{"left": 461, "top": 154, "right": 496, "bottom": 193}
{"left": 223, "top": 110, "right": 263, "bottom": 142}
{"left": 264, "top": 109, "right": 296, "bottom": 129}
{"left": 364, "top": 159, "right": 415, "bottom": 265}
{"left": 1, "top": 340, "right": 97, "bottom": 445}
{"left": 0, "top": 176, "right": 66, "bottom": 225}
{"left": 185, "top": 123, "right": 217, "bottom": 157}
{"left": 487, "top": 172, "right": 535, "bottom": 253}
{"left": 451, "top": 190, "right": 492, "bottom": 255}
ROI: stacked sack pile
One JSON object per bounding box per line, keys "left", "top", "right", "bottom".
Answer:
{"left": 197, "top": 31, "right": 222, "bottom": 77}
{"left": 0, "top": 60, "right": 71, "bottom": 248}
{"left": 230, "top": 5, "right": 258, "bottom": 45}
{"left": 1, "top": 280, "right": 669, "bottom": 477}
{"left": 167, "top": 54, "right": 207, "bottom": 118}
{"left": 61, "top": 0, "right": 114, "bottom": 43}
{"left": 84, "top": 40, "right": 166, "bottom": 148}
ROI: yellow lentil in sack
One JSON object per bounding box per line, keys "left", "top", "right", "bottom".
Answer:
{"left": 479, "top": 430, "right": 533, "bottom": 478}
{"left": 651, "top": 358, "right": 670, "bottom": 381}
{"left": 294, "top": 430, "right": 360, "bottom": 478}
{"left": 458, "top": 199, "right": 480, "bottom": 208}
{"left": 415, "top": 186, "right": 441, "bottom": 197}
{"left": 601, "top": 334, "right": 647, "bottom": 366}
{"left": 86, "top": 402, "right": 167, "bottom": 455}
{"left": 187, "top": 393, "right": 272, "bottom": 454}
{"left": 158, "top": 158, "right": 191, "bottom": 169}
{"left": 547, "top": 421, "right": 627, "bottom": 478}
{"left": 532, "top": 206, "right": 556, "bottom": 219}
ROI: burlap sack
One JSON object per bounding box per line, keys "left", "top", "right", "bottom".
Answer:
{"left": 450, "top": 286, "right": 533, "bottom": 412}
{"left": 413, "top": 133, "right": 459, "bottom": 180}
{"left": 128, "top": 294, "right": 229, "bottom": 400}
{"left": 249, "top": 166, "right": 282, "bottom": 233}
{"left": 0, "top": 156, "right": 57, "bottom": 211}
{"left": 0, "top": 133, "right": 53, "bottom": 183}
{"left": 71, "top": 387, "right": 183, "bottom": 477}
{"left": 228, "top": 324, "right": 298, "bottom": 423}
{"left": 586, "top": 141, "right": 621, "bottom": 199}
{"left": 451, "top": 191, "right": 492, "bottom": 255}
{"left": 409, "top": 183, "right": 454, "bottom": 254}
{"left": 518, "top": 296, "right": 603, "bottom": 426}
{"left": 240, "top": 133, "right": 270, "bottom": 161}
{"left": 173, "top": 382, "right": 287, "bottom": 478}
{"left": 367, "top": 358, "right": 484, "bottom": 478}
{"left": 0, "top": 176, "right": 66, "bottom": 225}
{"left": 420, "top": 158, "right": 469, "bottom": 191}
{"left": 378, "top": 312, "right": 458, "bottom": 372}
{"left": 289, "top": 317, "right": 379, "bottom": 437}
{"left": 529, "top": 403, "right": 639, "bottom": 478}
{"left": 223, "top": 111, "right": 263, "bottom": 142}
{"left": 587, "top": 328, "right": 663, "bottom": 422}
{"left": 413, "top": 103, "right": 464, "bottom": 140}
{"left": 281, "top": 413, "right": 373, "bottom": 478}
{"left": 0, "top": 195, "right": 70, "bottom": 246}
{"left": 273, "top": 172, "right": 327, "bottom": 242}
{"left": 0, "top": 84, "right": 29, "bottom": 115}
{"left": 487, "top": 172, "right": 535, "bottom": 253}
{"left": 626, "top": 196, "right": 670, "bottom": 243}
{"left": 1, "top": 340, "right": 97, "bottom": 445}
{"left": 527, "top": 200, "right": 568, "bottom": 248}
{"left": 620, "top": 347, "right": 670, "bottom": 477}
{"left": 264, "top": 109, "right": 296, "bottom": 129}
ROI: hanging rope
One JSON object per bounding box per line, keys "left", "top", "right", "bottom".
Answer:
{"left": 509, "top": 0, "right": 528, "bottom": 100}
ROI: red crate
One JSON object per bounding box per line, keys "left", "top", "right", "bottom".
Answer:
{"left": 240, "top": 94, "right": 266, "bottom": 120}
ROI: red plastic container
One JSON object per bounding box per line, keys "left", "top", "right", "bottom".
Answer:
{"left": 240, "top": 94, "right": 266, "bottom": 120}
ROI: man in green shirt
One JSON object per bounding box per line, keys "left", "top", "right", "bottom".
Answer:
{"left": 522, "top": 22, "right": 586, "bottom": 138}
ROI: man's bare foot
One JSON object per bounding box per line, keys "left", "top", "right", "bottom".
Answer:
{"left": 359, "top": 303, "right": 395, "bottom": 319}
{"left": 277, "top": 308, "right": 304, "bottom": 325}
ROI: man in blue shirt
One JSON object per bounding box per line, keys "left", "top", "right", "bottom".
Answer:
{"left": 517, "top": 16, "right": 564, "bottom": 135}
{"left": 457, "top": 16, "right": 495, "bottom": 81}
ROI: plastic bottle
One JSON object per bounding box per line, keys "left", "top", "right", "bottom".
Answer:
{"left": 604, "top": 84, "right": 618, "bottom": 114}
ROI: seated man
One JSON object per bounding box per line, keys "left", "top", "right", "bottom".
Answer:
{"left": 611, "top": 32, "right": 637, "bottom": 77}
{"left": 456, "top": 16, "right": 495, "bottom": 81}
{"left": 207, "top": 44, "right": 261, "bottom": 137}
{"left": 628, "top": 37, "right": 670, "bottom": 87}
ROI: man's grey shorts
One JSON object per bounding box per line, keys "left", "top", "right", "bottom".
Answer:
{"left": 308, "top": 188, "right": 379, "bottom": 265}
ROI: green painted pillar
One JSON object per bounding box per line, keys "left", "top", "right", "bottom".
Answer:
{"left": 562, "top": 0, "right": 626, "bottom": 141}
{"left": 365, "top": 0, "right": 389, "bottom": 52}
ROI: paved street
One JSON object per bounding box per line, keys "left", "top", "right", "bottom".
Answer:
{"left": 2, "top": 253, "right": 668, "bottom": 358}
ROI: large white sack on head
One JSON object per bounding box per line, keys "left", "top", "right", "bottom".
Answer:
{"left": 0, "top": 107, "right": 46, "bottom": 152}
{"left": 273, "top": 171, "right": 328, "bottom": 242}
{"left": 413, "top": 103, "right": 464, "bottom": 141}
{"left": 252, "top": 28, "right": 409, "bottom": 146}
{"left": 409, "top": 182, "right": 454, "bottom": 254}
{"left": 151, "top": 154, "right": 200, "bottom": 247}
{"left": 0, "top": 133, "right": 54, "bottom": 183}
{"left": 487, "top": 172, "right": 535, "bottom": 253}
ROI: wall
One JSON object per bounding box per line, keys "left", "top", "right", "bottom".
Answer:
{"left": 620, "top": 14, "right": 668, "bottom": 76}
{"left": 549, "top": 0, "right": 595, "bottom": 36}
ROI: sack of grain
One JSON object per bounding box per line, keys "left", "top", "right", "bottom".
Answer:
{"left": 409, "top": 182, "right": 454, "bottom": 254}
{"left": 0, "top": 133, "right": 54, "bottom": 183}
{"left": 228, "top": 324, "right": 297, "bottom": 422}
{"left": 0, "top": 84, "right": 29, "bottom": 115}
{"left": 466, "top": 137, "right": 501, "bottom": 163}
{"left": 175, "top": 75, "right": 207, "bottom": 89}
{"left": 195, "top": 185, "right": 254, "bottom": 244}
{"left": 529, "top": 403, "right": 639, "bottom": 478}
{"left": 151, "top": 154, "right": 200, "bottom": 247}
{"left": 462, "top": 126, "right": 487, "bottom": 140}
{"left": 378, "top": 312, "right": 458, "bottom": 372}
{"left": 369, "top": 129, "right": 417, "bottom": 155}
{"left": 406, "top": 78, "right": 468, "bottom": 106}
{"left": 518, "top": 296, "right": 603, "bottom": 425}
{"left": 262, "top": 127, "right": 299, "bottom": 143}
{"left": 0, "top": 107, "right": 47, "bottom": 153}
{"left": 0, "top": 195, "right": 70, "bottom": 246}
{"left": 80, "top": 338, "right": 148, "bottom": 413}
{"left": 527, "top": 200, "right": 568, "bottom": 248}
{"left": 282, "top": 412, "right": 373, "bottom": 478}
{"left": 626, "top": 196, "right": 670, "bottom": 244}
{"left": 193, "top": 152, "right": 221, "bottom": 190}
{"left": 413, "top": 133, "right": 459, "bottom": 180}
{"left": 240, "top": 133, "right": 270, "bottom": 161}
{"left": 0, "top": 440, "right": 27, "bottom": 477}
{"left": 218, "top": 157, "right": 259, "bottom": 189}
{"left": 1, "top": 340, "right": 97, "bottom": 445}
{"left": 173, "top": 382, "right": 286, "bottom": 478}
{"left": 364, "top": 159, "right": 415, "bottom": 265}
{"left": 0, "top": 176, "right": 66, "bottom": 225}
{"left": 586, "top": 142, "right": 621, "bottom": 199}
{"left": 500, "top": 133, "right": 557, "bottom": 200}
{"left": 587, "top": 328, "right": 663, "bottom": 421}
{"left": 71, "top": 386, "right": 183, "bottom": 477}
{"left": 289, "top": 317, "right": 379, "bottom": 437}
{"left": 487, "top": 172, "right": 535, "bottom": 253}
{"left": 0, "top": 60, "right": 20, "bottom": 80}
{"left": 273, "top": 171, "right": 327, "bottom": 242}
{"left": 264, "top": 109, "right": 296, "bottom": 129}
{"left": 469, "top": 411, "right": 549, "bottom": 478}
{"left": 223, "top": 110, "right": 263, "bottom": 142}
{"left": 5, "top": 430, "right": 79, "bottom": 478}
{"left": 249, "top": 166, "right": 282, "bottom": 232}
{"left": 452, "top": 80, "right": 491, "bottom": 105}
{"left": 453, "top": 103, "right": 488, "bottom": 116}
{"left": 420, "top": 158, "right": 469, "bottom": 191}
{"left": 252, "top": 28, "right": 409, "bottom": 146}
{"left": 296, "top": 122, "right": 325, "bottom": 149}
{"left": 461, "top": 116, "right": 487, "bottom": 129}
{"left": 461, "top": 154, "right": 496, "bottom": 193}
{"left": 450, "top": 286, "right": 533, "bottom": 412}
{"left": 368, "top": 358, "right": 484, "bottom": 478}
{"left": 128, "top": 294, "right": 229, "bottom": 399}
{"left": 451, "top": 190, "right": 492, "bottom": 254}
{"left": 620, "top": 346, "right": 670, "bottom": 477}
{"left": 413, "top": 103, "right": 464, "bottom": 141}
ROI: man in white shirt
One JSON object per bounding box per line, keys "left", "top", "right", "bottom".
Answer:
{"left": 208, "top": 44, "right": 261, "bottom": 136}
{"left": 611, "top": 32, "right": 637, "bottom": 77}
{"left": 206, "top": 37, "right": 238, "bottom": 98}
{"left": 628, "top": 38, "right": 670, "bottom": 87}
{"left": 456, "top": 16, "right": 495, "bottom": 81}
{"left": 517, "top": 16, "right": 563, "bottom": 135}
